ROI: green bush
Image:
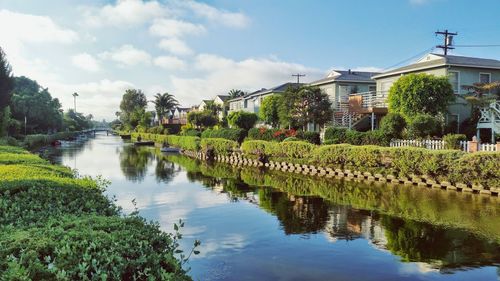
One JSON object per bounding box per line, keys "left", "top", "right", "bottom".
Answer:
{"left": 0, "top": 215, "right": 189, "bottom": 281}
{"left": 324, "top": 127, "right": 348, "bottom": 144}
{"left": 227, "top": 111, "right": 258, "bottom": 130}
{"left": 360, "top": 130, "right": 390, "bottom": 146}
{"left": 181, "top": 129, "right": 201, "bottom": 137}
{"left": 0, "top": 153, "right": 48, "bottom": 165}
{"left": 242, "top": 140, "right": 314, "bottom": 159}
{"left": 201, "top": 128, "right": 247, "bottom": 143}
{"left": 0, "top": 145, "right": 28, "bottom": 154}
{"left": 283, "top": 137, "right": 300, "bottom": 142}
{"left": 296, "top": 131, "right": 321, "bottom": 145}
{"left": 449, "top": 152, "right": 500, "bottom": 188}
{"left": 131, "top": 133, "right": 201, "bottom": 151}
{"left": 247, "top": 127, "right": 297, "bottom": 142}
{"left": 380, "top": 113, "right": 406, "bottom": 139}
{"left": 407, "top": 114, "right": 442, "bottom": 138}
{"left": 0, "top": 137, "right": 19, "bottom": 147}
{"left": 443, "top": 134, "right": 467, "bottom": 150}
{"left": 200, "top": 138, "right": 239, "bottom": 156}
{"left": 23, "top": 132, "right": 77, "bottom": 149}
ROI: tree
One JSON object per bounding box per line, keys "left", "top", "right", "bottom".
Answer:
{"left": 227, "top": 111, "right": 258, "bottom": 130}
{"left": 151, "top": 92, "right": 178, "bottom": 124}
{"left": 380, "top": 113, "right": 406, "bottom": 139}
{"left": 228, "top": 89, "right": 245, "bottom": 99}
{"left": 203, "top": 100, "right": 222, "bottom": 116}
{"left": 0, "top": 47, "right": 13, "bottom": 136}
{"left": 119, "top": 89, "right": 147, "bottom": 129}
{"left": 187, "top": 111, "right": 218, "bottom": 129}
{"left": 259, "top": 95, "right": 282, "bottom": 128}
{"left": 407, "top": 114, "right": 442, "bottom": 138}
{"left": 388, "top": 73, "right": 455, "bottom": 119}
{"left": 63, "top": 109, "right": 92, "bottom": 131}
{"left": 9, "top": 76, "right": 63, "bottom": 134}
{"left": 279, "top": 86, "right": 333, "bottom": 130}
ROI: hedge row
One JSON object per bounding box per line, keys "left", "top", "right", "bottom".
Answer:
{"left": 131, "top": 133, "right": 200, "bottom": 151}
{"left": 323, "top": 127, "right": 390, "bottom": 146}
{"left": 200, "top": 138, "right": 239, "bottom": 156}
{"left": 23, "top": 131, "right": 79, "bottom": 150}
{"left": 239, "top": 141, "right": 499, "bottom": 188}
{"left": 247, "top": 127, "right": 320, "bottom": 144}
{"left": 201, "top": 128, "right": 247, "bottom": 143}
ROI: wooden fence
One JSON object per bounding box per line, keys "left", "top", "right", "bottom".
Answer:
{"left": 390, "top": 139, "right": 497, "bottom": 152}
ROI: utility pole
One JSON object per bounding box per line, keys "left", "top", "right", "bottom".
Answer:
{"left": 292, "top": 73, "right": 305, "bottom": 84}
{"left": 435, "top": 29, "right": 457, "bottom": 56}
{"left": 72, "top": 92, "right": 79, "bottom": 112}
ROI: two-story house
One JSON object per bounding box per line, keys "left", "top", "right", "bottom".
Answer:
{"left": 368, "top": 53, "right": 500, "bottom": 133}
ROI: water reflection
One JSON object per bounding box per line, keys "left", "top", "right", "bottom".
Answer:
{"left": 46, "top": 135, "right": 500, "bottom": 280}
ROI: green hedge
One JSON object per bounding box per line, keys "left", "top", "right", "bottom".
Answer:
{"left": 324, "top": 127, "right": 390, "bottom": 146}
{"left": 23, "top": 131, "right": 78, "bottom": 149}
{"left": 201, "top": 128, "right": 247, "bottom": 143}
{"left": 443, "top": 134, "right": 467, "bottom": 150}
{"left": 241, "top": 140, "right": 316, "bottom": 159}
{"left": 131, "top": 133, "right": 200, "bottom": 151}
{"left": 200, "top": 138, "right": 239, "bottom": 156}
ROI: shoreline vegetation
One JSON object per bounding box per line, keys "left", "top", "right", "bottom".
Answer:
{"left": 130, "top": 132, "right": 500, "bottom": 194}
{"left": 0, "top": 145, "right": 192, "bottom": 280}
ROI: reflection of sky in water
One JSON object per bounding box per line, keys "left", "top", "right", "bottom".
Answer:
{"left": 51, "top": 134, "right": 500, "bottom": 281}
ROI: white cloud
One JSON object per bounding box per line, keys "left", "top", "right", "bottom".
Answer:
{"left": 171, "top": 54, "right": 323, "bottom": 105}
{"left": 158, "top": 38, "right": 193, "bottom": 56}
{"left": 0, "top": 9, "right": 78, "bottom": 53}
{"left": 71, "top": 53, "right": 100, "bottom": 72}
{"left": 154, "top": 56, "right": 186, "bottom": 70}
{"left": 82, "top": 0, "right": 170, "bottom": 27}
{"left": 180, "top": 0, "right": 250, "bottom": 28}
{"left": 99, "top": 44, "right": 151, "bottom": 66}
{"left": 149, "top": 18, "right": 205, "bottom": 38}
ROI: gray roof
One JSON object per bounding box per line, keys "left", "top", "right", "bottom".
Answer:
{"left": 216, "top": 95, "right": 230, "bottom": 101}
{"left": 310, "top": 70, "right": 379, "bottom": 85}
{"left": 373, "top": 53, "right": 500, "bottom": 79}
{"left": 227, "top": 82, "right": 303, "bottom": 103}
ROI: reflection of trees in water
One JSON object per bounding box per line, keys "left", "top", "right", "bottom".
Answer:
{"left": 119, "top": 145, "right": 154, "bottom": 182}
{"left": 381, "top": 216, "right": 500, "bottom": 271}
{"left": 154, "top": 156, "right": 181, "bottom": 184}
{"left": 258, "top": 188, "right": 329, "bottom": 234}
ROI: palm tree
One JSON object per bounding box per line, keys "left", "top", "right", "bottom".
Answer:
{"left": 227, "top": 89, "right": 245, "bottom": 99}
{"left": 151, "top": 93, "right": 179, "bottom": 125}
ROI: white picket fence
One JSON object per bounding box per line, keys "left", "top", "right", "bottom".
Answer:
{"left": 390, "top": 139, "right": 496, "bottom": 152}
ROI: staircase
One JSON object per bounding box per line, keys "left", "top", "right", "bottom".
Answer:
{"left": 477, "top": 100, "right": 500, "bottom": 142}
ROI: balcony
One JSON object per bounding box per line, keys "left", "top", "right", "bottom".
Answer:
{"left": 348, "top": 91, "right": 389, "bottom": 114}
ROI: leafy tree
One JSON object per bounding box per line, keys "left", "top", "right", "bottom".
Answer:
{"left": 227, "top": 89, "right": 245, "bottom": 99}
{"left": 63, "top": 109, "right": 92, "bottom": 131}
{"left": 151, "top": 92, "right": 178, "bottom": 124}
{"left": 0, "top": 47, "right": 13, "bottom": 136}
{"left": 259, "top": 95, "right": 282, "bottom": 128}
{"left": 379, "top": 113, "right": 406, "bottom": 139}
{"left": 407, "top": 114, "right": 442, "bottom": 138}
{"left": 119, "top": 89, "right": 147, "bottom": 129}
{"left": 388, "top": 73, "right": 455, "bottom": 119}
{"left": 187, "top": 111, "right": 218, "bottom": 129}
{"left": 9, "top": 76, "right": 63, "bottom": 134}
{"left": 203, "top": 100, "right": 222, "bottom": 116}
{"left": 227, "top": 111, "right": 258, "bottom": 130}
{"left": 279, "top": 86, "right": 333, "bottom": 130}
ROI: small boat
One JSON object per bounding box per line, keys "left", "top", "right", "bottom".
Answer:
{"left": 160, "top": 146, "right": 180, "bottom": 153}
{"left": 134, "top": 141, "right": 155, "bottom": 146}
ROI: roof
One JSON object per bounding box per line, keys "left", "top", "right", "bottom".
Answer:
{"left": 310, "top": 70, "right": 379, "bottom": 86}
{"left": 176, "top": 107, "right": 190, "bottom": 111}
{"left": 215, "top": 95, "right": 230, "bottom": 101}
{"left": 373, "top": 53, "right": 500, "bottom": 79}
{"left": 226, "top": 82, "right": 303, "bottom": 103}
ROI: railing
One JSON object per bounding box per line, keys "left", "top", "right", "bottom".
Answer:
{"left": 348, "top": 91, "right": 389, "bottom": 109}
{"left": 390, "top": 139, "right": 497, "bottom": 152}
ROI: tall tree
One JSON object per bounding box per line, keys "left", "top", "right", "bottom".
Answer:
{"left": 259, "top": 95, "right": 282, "bottom": 128}
{"left": 0, "top": 47, "right": 14, "bottom": 136}
{"left": 388, "top": 73, "right": 455, "bottom": 119}
{"left": 204, "top": 100, "right": 222, "bottom": 116}
{"left": 151, "top": 92, "right": 178, "bottom": 124}
{"left": 119, "top": 89, "right": 147, "bottom": 129}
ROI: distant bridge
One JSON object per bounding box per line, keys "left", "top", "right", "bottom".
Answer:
{"left": 80, "top": 127, "right": 114, "bottom": 136}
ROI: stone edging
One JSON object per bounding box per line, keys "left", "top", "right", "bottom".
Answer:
{"left": 179, "top": 150, "right": 498, "bottom": 197}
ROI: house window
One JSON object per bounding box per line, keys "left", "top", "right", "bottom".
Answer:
{"left": 368, "top": 85, "right": 376, "bottom": 92}
{"left": 448, "top": 71, "right": 460, "bottom": 93}
{"left": 479, "top": 73, "right": 491, "bottom": 84}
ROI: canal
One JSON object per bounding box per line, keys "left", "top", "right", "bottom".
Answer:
{"left": 44, "top": 133, "right": 500, "bottom": 281}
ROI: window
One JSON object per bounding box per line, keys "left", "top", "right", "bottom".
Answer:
{"left": 479, "top": 73, "right": 491, "bottom": 84}
{"left": 369, "top": 85, "right": 376, "bottom": 92}
{"left": 448, "top": 71, "right": 460, "bottom": 93}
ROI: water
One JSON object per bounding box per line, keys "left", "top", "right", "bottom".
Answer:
{"left": 44, "top": 133, "right": 500, "bottom": 281}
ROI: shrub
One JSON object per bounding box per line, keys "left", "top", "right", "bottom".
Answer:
{"left": 296, "top": 131, "right": 321, "bottom": 145}
{"left": 0, "top": 145, "right": 28, "bottom": 154}
{"left": 324, "top": 127, "right": 348, "bottom": 144}
{"left": 166, "top": 135, "right": 200, "bottom": 151}
{"left": 283, "top": 137, "right": 300, "bottom": 142}
{"left": 0, "top": 153, "right": 48, "bottom": 165}
{"left": 200, "top": 138, "right": 239, "bottom": 156}
{"left": 241, "top": 140, "right": 314, "bottom": 159}
{"left": 360, "top": 130, "right": 390, "bottom": 146}
{"left": 0, "top": 137, "right": 19, "bottom": 146}
{"left": 449, "top": 152, "right": 500, "bottom": 188}
{"left": 227, "top": 111, "right": 258, "bottom": 130}
{"left": 247, "top": 127, "right": 297, "bottom": 142}
{"left": 181, "top": 128, "right": 201, "bottom": 137}
{"left": 241, "top": 140, "right": 279, "bottom": 157}
{"left": 201, "top": 128, "right": 247, "bottom": 143}
{"left": 407, "top": 114, "right": 442, "bottom": 138}
{"left": 443, "top": 134, "right": 467, "bottom": 150}
{"left": 380, "top": 113, "right": 406, "bottom": 139}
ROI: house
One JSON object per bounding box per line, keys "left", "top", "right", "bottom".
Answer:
{"left": 365, "top": 53, "right": 500, "bottom": 133}
{"left": 309, "top": 70, "right": 380, "bottom": 129}
{"left": 227, "top": 82, "right": 302, "bottom": 114}
{"left": 162, "top": 107, "right": 190, "bottom": 125}
{"left": 197, "top": 100, "right": 212, "bottom": 111}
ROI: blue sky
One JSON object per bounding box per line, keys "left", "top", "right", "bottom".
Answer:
{"left": 0, "top": 0, "right": 499, "bottom": 120}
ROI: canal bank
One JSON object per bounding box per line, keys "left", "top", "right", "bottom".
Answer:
{"left": 46, "top": 133, "right": 500, "bottom": 281}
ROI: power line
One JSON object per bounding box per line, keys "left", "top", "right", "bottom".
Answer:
{"left": 383, "top": 47, "right": 435, "bottom": 71}
{"left": 292, "top": 73, "right": 305, "bottom": 84}
{"left": 435, "top": 29, "right": 458, "bottom": 55}
{"left": 454, "top": 44, "right": 500, "bottom": 48}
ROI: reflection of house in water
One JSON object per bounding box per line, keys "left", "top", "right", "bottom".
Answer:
{"left": 323, "top": 206, "right": 386, "bottom": 248}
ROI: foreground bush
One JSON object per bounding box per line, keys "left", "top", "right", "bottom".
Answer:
{"left": 323, "top": 128, "right": 390, "bottom": 146}
{"left": 443, "top": 134, "right": 467, "bottom": 150}
{"left": 201, "top": 128, "right": 246, "bottom": 143}
{"left": 131, "top": 133, "right": 200, "bottom": 151}
{"left": 0, "top": 215, "right": 189, "bottom": 281}
{"left": 242, "top": 140, "right": 315, "bottom": 159}
{"left": 380, "top": 113, "right": 406, "bottom": 139}
{"left": 200, "top": 138, "right": 238, "bottom": 156}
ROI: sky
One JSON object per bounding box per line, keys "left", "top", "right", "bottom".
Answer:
{"left": 1, "top": 0, "right": 499, "bottom": 120}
